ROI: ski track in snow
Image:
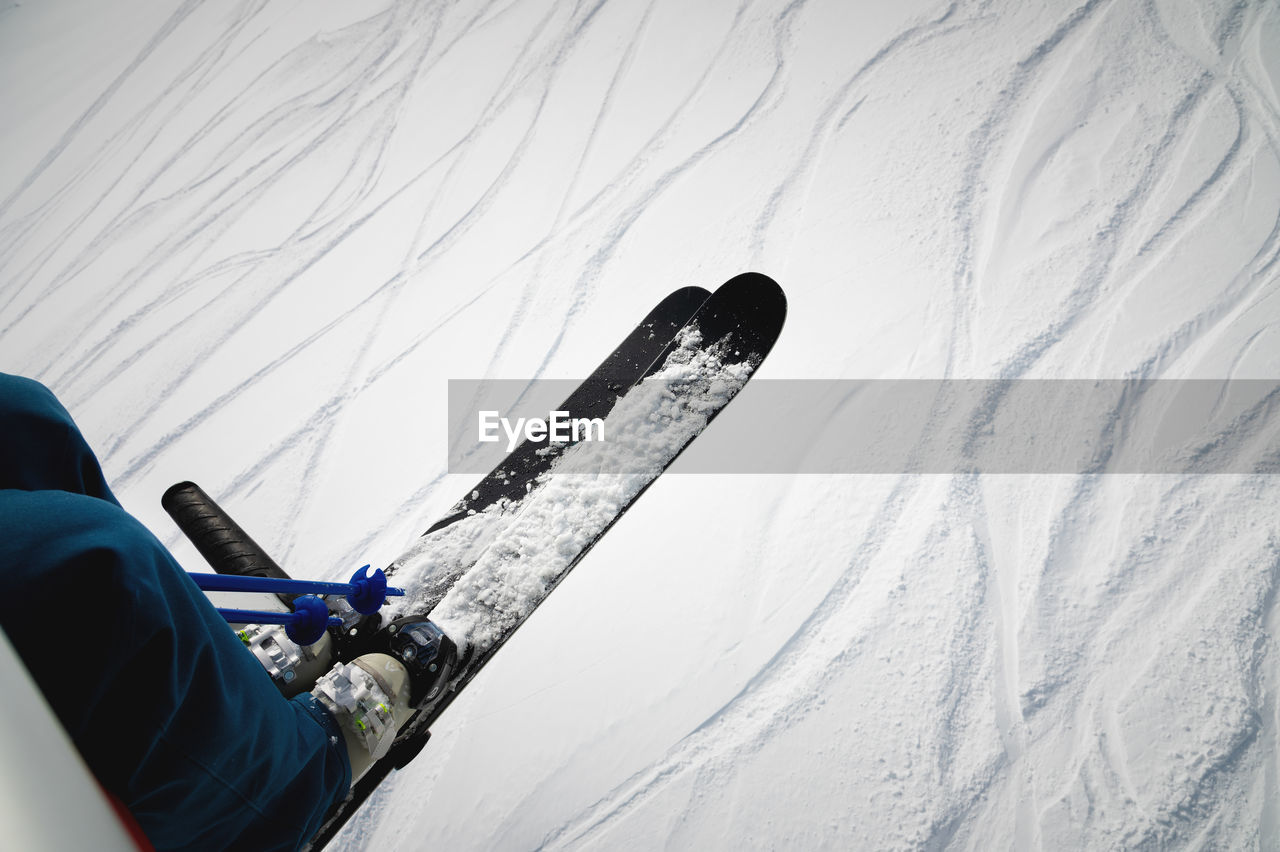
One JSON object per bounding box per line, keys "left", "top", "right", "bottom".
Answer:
{"left": 3, "top": 0, "right": 1280, "bottom": 849}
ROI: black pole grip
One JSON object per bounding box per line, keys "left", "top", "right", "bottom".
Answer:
{"left": 161, "top": 481, "right": 292, "bottom": 581}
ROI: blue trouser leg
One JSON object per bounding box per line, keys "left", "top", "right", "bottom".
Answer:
{"left": 0, "top": 374, "right": 350, "bottom": 851}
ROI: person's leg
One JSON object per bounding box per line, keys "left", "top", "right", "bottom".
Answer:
{"left": 0, "top": 489, "right": 350, "bottom": 851}
{"left": 0, "top": 373, "right": 118, "bottom": 502}
{"left": 0, "top": 376, "right": 350, "bottom": 848}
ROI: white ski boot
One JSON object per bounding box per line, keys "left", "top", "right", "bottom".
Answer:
{"left": 237, "top": 623, "right": 335, "bottom": 698}
{"left": 312, "top": 654, "right": 413, "bottom": 784}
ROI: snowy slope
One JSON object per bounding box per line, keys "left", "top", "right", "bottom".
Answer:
{"left": 3, "top": 0, "right": 1280, "bottom": 849}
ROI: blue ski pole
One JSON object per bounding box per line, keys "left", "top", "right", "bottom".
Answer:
{"left": 189, "top": 565, "right": 403, "bottom": 614}
{"left": 215, "top": 595, "right": 339, "bottom": 645}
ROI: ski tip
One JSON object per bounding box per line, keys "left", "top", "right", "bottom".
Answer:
{"left": 714, "top": 271, "right": 787, "bottom": 333}
{"left": 718, "top": 271, "right": 785, "bottom": 310}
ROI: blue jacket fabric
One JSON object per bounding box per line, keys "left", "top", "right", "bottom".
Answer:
{"left": 0, "top": 374, "right": 350, "bottom": 850}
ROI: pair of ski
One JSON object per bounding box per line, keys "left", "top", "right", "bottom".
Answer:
{"left": 168, "top": 272, "right": 786, "bottom": 850}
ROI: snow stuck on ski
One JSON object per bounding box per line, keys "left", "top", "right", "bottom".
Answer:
{"left": 387, "top": 326, "right": 756, "bottom": 654}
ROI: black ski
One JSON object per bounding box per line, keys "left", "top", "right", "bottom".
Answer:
{"left": 306, "top": 272, "right": 786, "bottom": 850}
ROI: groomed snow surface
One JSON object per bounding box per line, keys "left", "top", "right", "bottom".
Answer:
{"left": 3, "top": 0, "right": 1280, "bottom": 849}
